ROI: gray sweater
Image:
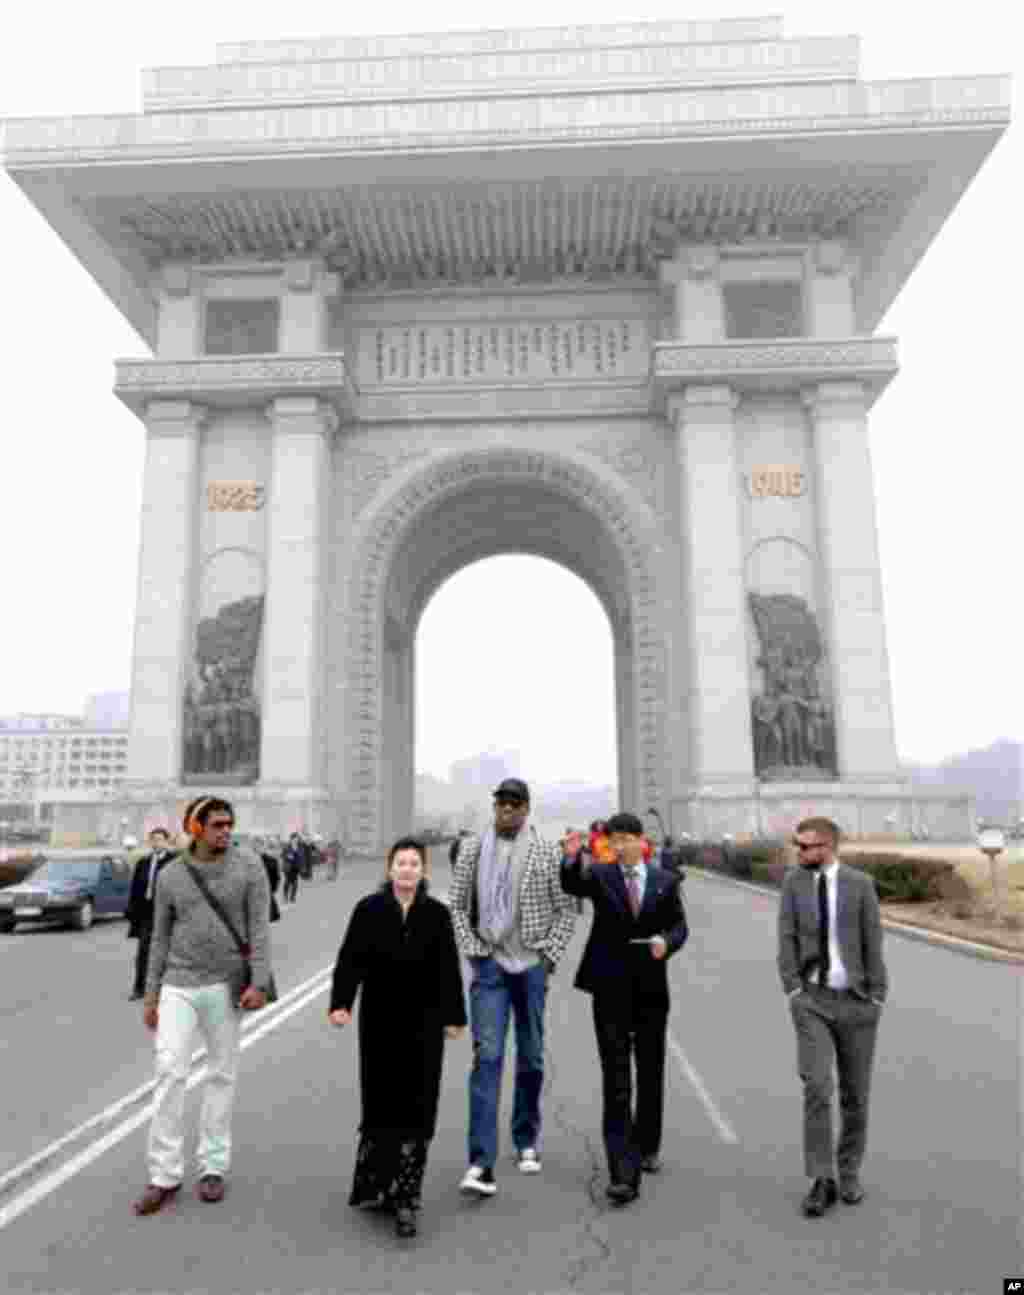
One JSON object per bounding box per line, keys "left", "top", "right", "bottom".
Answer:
{"left": 145, "top": 847, "right": 272, "bottom": 997}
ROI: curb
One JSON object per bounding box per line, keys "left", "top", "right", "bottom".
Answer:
{"left": 686, "top": 866, "right": 1024, "bottom": 967}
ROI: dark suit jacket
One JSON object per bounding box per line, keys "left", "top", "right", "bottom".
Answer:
{"left": 777, "top": 863, "right": 888, "bottom": 1004}
{"left": 127, "top": 849, "right": 175, "bottom": 936}
{"left": 560, "top": 856, "right": 688, "bottom": 1006}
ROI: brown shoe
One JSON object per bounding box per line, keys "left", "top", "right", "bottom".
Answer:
{"left": 133, "top": 1183, "right": 181, "bottom": 1216}
{"left": 197, "top": 1174, "right": 226, "bottom": 1203}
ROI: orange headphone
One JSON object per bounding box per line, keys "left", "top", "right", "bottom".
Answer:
{"left": 185, "top": 797, "right": 215, "bottom": 840}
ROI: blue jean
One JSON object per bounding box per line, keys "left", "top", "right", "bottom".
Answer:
{"left": 468, "top": 957, "right": 548, "bottom": 1170}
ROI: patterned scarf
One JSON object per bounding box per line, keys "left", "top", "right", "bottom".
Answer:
{"left": 476, "top": 822, "right": 530, "bottom": 946}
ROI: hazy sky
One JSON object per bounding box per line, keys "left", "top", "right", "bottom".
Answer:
{"left": 0, "top": 1, "right": 1019, "bottom": 787}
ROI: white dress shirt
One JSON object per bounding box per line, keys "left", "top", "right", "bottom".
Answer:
{"left": 814, "top": 860, "right": 849, "bottom": 991}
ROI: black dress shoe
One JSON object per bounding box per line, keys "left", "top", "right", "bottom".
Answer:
{"left": 640, "top": 1154, "right": 662, "bottom": 1174}
{"left": 605, "top": 1181, "right": 639, "bottom": 1206}
{"left": 801, "top": 1177, "right": 838, "bottom": 1218}
{"left": 839, "top": 1177, "right": 865, "bottom": 1204}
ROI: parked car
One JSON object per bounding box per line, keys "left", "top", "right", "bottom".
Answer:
{"left": 0, "top": 855, "right": 133, "bottom": 933}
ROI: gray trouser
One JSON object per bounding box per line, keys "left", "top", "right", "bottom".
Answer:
{"left": 789, "top": 984, "right": 881, "bottom": 1181}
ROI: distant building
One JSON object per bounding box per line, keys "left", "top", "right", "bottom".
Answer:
{"left": 449, "top": 750, "right": 522, "bottom": 792}
{"left": 84, "top": 691, "right": 130, "bottom": 731}
{"left": 0, "top": 715, "right": 129, "bottom": 824}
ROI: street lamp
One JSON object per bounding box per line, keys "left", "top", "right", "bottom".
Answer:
{"left": 977, "top": 826, "right": 1006, "bottom": 922}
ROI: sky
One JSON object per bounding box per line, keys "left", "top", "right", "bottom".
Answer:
{"left": 0, "top": 0, "right": 1019, "bottom": 788}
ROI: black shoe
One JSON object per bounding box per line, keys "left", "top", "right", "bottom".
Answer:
{"left": 640, "top": 1154, "right": 662, "bottom": 1174}
{"left": 801, "top": 1177, "right": 838, "bottom": 1218}
{"left": 839, "top": 1176, "right": 865, "bottom": 1204}
{"left": 605, "top": 1181, "right": 639, "bottom": 1206}
{"left": 394, "top": 1207, "right": 418, "bottom": 1237}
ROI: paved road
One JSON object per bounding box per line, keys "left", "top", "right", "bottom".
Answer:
{"left": 0, "top": 861, "right": 1019, "bottom": 1295}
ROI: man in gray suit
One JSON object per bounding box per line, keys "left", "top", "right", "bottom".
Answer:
{"left": 778, "top": 816, "right": 888, "bottom": 1218}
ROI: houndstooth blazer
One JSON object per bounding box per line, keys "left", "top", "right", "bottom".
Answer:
{"left": 448, "top": 828, "right": 578, "bottom": 968}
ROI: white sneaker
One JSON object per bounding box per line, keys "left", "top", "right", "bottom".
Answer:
{"left": 459, "top": 1165, "right": 497, "bottom": 1195}
{"left": 517, "top": 1148, "right": 541, "bottom": 1174}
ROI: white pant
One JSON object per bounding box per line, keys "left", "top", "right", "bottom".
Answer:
{"left": 147, "top": 982, "right": 242, "bottom": 1187}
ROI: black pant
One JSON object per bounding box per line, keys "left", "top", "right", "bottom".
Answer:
{"left": 132, "top": 925, "right": 153, "bottom": 997}
{"left": 591, "top": 994, "right": 668, "bottom": 1186}
{"left": 284, "top": 870, "right": 299, "bottom": 903}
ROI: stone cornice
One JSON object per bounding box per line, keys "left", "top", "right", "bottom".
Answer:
{"left": 216, "top": 17, "right": 784, "bottom": 64}
{"left": 1, "top": 77, "right": 1008, "bottom": 167}
{"left": 142, "top": 36, "right": 860, "bottom": 113}
{"left": 653, "top": 336, "right": 898, "bottom": 406}
{"left": 113, "top": 353, "right": 355, "bottom": 418}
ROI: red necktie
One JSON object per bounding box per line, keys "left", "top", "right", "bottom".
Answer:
{"left": 626, "top": 868, "right": 641, "bottom": 918}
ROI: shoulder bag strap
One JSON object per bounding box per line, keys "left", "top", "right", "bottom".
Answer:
{"left": 184, "top": 862, "right": 251, "bottom": 958}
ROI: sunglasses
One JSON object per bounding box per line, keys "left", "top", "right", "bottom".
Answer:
{"left": 495, "top": 798, "right": 527, "bottom": 810}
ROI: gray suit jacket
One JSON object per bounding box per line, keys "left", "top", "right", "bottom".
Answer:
{"left": 777, "top": 863, "right": 888, "bottom": 1004}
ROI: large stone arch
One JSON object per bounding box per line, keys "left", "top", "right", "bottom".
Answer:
{"left": 335, "top": 446, "right": 669, "bottom": 852}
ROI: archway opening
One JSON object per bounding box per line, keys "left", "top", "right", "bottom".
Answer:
{"left": 414, "top": 555, "right": 617, "bottom": 840}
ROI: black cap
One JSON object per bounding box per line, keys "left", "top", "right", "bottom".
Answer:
{"left": 493, "top": 778, "right": 530, "bottom": 803}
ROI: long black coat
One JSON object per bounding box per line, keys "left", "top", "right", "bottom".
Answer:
{"left": 330, "top": 883, "right": 467, "bottom": 1140}
{"left": 560, "top": 857, "right": 688, "bottom": 1006}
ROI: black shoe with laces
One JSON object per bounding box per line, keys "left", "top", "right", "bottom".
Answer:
{"left": 801, "top": 1177, "right": 838, "bottom": 1218}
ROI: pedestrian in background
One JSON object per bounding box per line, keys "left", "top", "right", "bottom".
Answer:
{"left": 283, "top": 833, "right": 304, "bottom": 903}
{"left": 329, "top": 837, "right": 466, "bottom": 1238}
{"left": 778, "top": 816, "right": 888, "bottom": 1218}
{"left": 126, "top": 828, "right": 176, "bottom": 1001}
{"left": 133, "top": 796, "right": 273, "bottom": 1216}
{"left": 449, "top": 778, "right": 577, "bottom": 1197}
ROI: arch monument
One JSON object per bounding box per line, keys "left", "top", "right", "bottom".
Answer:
{"left": 2, "top": 16, "right": 1007, "bottom": 848}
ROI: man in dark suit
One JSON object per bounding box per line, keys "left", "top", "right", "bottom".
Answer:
{"left": 778, "top": 816, "right": 888, "bottom": 1218}
{"left": 127, "top": 828, "right": 176, "bottom": 1000}
{"left": 561, "top": 811, "right": 688, "bottom": 1205}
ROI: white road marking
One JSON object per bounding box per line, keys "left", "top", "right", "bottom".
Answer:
{"left": 666, "top": 1029, "right": 739, "bottom": 1145}
{"left": 0, "top": 965, "right": 333, "bottom": 1214}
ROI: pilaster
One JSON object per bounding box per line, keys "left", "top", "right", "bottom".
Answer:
{"left": 670, "top": 384, "right": 755, "bottom": 785}
{"left": 805, "top": 240, "right": 856, "bottom": 337}
{"left": 127, "top": 399, "right": 205, "bottom": 784}
{"left": 260, "top": 395, "right": 336, "bottom": 787}
{"left": 154, "top": 264, "right": 200, "bottom": 359}
{"left": 280, "top": 259, "right": 336, "bottom": 353}
{"left": 804, "top": 380, "right": 901, "bottom": 779}
{"left": 658, "top": 246, "right": 724, "bottom": 343}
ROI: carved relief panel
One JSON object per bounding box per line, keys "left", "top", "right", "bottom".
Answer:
{"left": 183, "top": 551, "right": 265, "bottom": 785}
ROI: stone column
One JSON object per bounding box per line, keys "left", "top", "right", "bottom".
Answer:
{"left": 804, "top": 381, "right": 900, "bottom": 778}
{"left": 670, "top": 385, "right": 755, "bottom": 786}
{"left": 127, "top": 400, "right": 204, "bottom": 783}
{"left": 260, "top": 396, "right": 335, "bottom": 787}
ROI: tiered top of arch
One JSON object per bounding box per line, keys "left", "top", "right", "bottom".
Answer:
{"left": 0, "top": 15, "right": 1009, "bottom": 345}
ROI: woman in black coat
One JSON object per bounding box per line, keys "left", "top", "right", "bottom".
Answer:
{"left": 329, "top": 836, "right": 467, "bottom": 1237}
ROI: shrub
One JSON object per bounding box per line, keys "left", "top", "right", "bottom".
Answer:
{"left": 842, "top": 852, "right": 962, "bottom": 903}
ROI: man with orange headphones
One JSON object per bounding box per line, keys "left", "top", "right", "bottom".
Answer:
{"left": 133, "top": 795, "right": 274, "bottom": 1216}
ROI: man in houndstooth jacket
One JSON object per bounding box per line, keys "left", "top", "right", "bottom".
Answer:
{"left": 449, "top": 778, "right": 577, "bottom": 1197}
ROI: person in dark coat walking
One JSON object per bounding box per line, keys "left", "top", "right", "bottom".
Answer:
{"left": 126, "top": 828, "right": 176, "bottom": 1000}
{"left": 328, "top": 836, "right": 467, "bottom": 1238}
{"left": 282, "top": 833, "right": 304, "bottom": 903}
{"left": 256, "top": 842, "right": 281, "bottom": 923}
{"left": 561, "top": 811, "right": 688, "bottom": 1205}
